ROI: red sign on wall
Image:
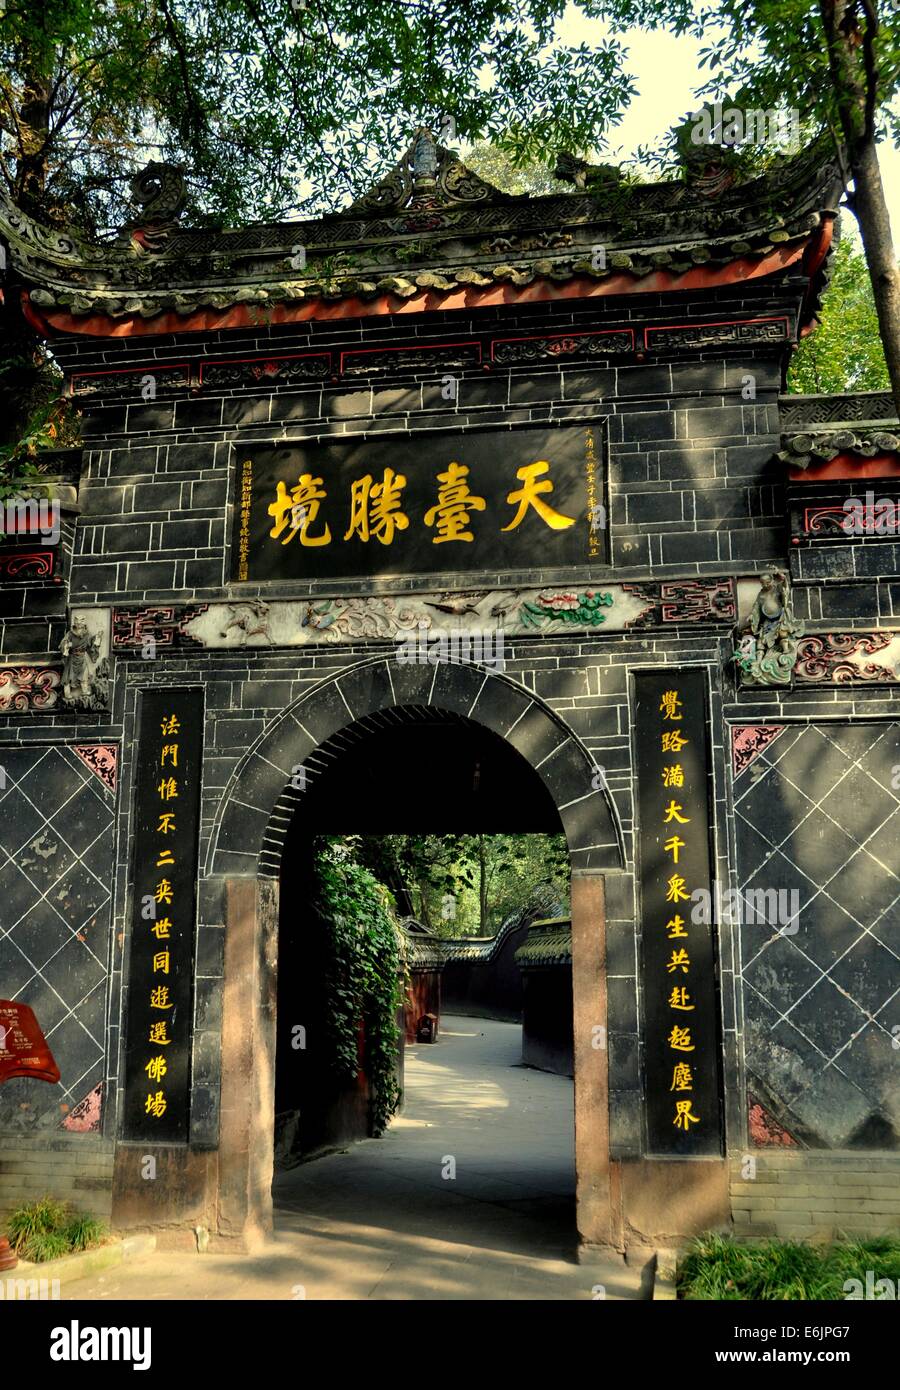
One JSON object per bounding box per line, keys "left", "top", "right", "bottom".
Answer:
{"left": 0, "top": 1001, "right": 60, "bottom": 1085}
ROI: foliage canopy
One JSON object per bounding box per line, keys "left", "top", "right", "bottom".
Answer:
{"left": 0, "top": 0, "right": 637, "bottom": 231}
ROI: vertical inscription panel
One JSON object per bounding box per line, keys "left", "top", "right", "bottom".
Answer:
{"left": 122, "top": 689, "right": 203, "bottom": 1143}
{"left": 634, "top": 668, "right": 723, "bottom": 1158}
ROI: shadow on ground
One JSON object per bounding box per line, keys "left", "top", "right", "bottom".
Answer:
{"left": 61, "top": 1017, "right": 645, "bottom": 1300}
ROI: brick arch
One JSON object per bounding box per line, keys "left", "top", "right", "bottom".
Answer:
{"left": 207, "top": 655, "right": 624, "bottom": 878}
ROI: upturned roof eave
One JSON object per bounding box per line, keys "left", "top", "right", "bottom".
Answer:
{"left": 19, "top": 239, "right": 826, "bottom": 341}
{"left": 1, "top": 134, "right": 844, "bottom": 337}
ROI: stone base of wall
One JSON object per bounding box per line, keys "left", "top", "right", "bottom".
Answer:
{"left": 617, "top": 1157, "right": 730, "bottom": 1247}
{"left": 0, "top": 1136, "right": 116, "bottom": 1224}
{"left": 730, "top": 1153, "right": 900, "bottom": 1241}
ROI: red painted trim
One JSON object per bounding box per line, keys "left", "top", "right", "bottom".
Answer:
{"left": 23, "top": 243, "right": 809, "bottom": 340}
{"left": 198, "top": 351, "right": 330, "bottom": 383}
{"left": 802, "top": 500, "right": 900, "bottom": 536}
{"left": 339, "top": 340, "right": 482, "bottom": 374}
{"left": 644, "top": 315, "right": 790, "bottom": 349}
{"left": 21, "top": 294, "right": 54, "bottom": 336}
{"left": 490, "top": 328, "right": 634, "bottom": 359}
{"left": 0, "top": 547, "right": 58, "bottom": 577}
{"left": 799, "top": 214, "right": 836, "bottom": 337}
{"left": 803, "top": 214, "right": 834, "bottom": 283}
{"left": 789, "top": 452, "right": 900, "bottom": 482}
{"left": 69, "top": 362, "right": 192, "bottom": 395}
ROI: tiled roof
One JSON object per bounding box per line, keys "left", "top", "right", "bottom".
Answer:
{"left": 399, "top": 899, "right": 565, "bottom": 967}
{"left": 779, "top": 426, "right": 900, "bottom": 468}
{"left": 1, "top": 128, "right": 843, "bottom": 330}
{"left": 514, "top": 917, "right": 573, "bottom": 968}
{"left": 399, "top": 919, "right": 446, "bottom": 969}
{"left": 441, "top": 910, "right": 530, "bottom": 963}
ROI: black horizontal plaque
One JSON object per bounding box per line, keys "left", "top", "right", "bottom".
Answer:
{"left": 122, "top": 688, "right": 203, "bottom": 1142}
{"left": 634, "top": 667, "right": 724, "bottom": 1157}
{"left": 231, "top": 422, "right": 606, "bottom": 582}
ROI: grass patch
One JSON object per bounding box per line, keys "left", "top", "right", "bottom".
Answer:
{"left": 6, "top": 1196, "right": 108, "bottom": 1264}
{"left": 678, "top": 1232, "right": 900, "bottom": 1300}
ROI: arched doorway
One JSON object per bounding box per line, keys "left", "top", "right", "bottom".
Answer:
{"left": 273, "top": 705, "right": 568, "bottom": 1191}
{"left": 207, "top": 658, "right": 624, "bottom": 1252}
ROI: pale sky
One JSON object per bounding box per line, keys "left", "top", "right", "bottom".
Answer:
{"left": 554, "top": 5, "right": 900, "bottom": 250}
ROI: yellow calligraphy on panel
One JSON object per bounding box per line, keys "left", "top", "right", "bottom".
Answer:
{"left": 501, "top": 461, "right": 576, "bottom": 533}
{"left": 673, "top": 1099, "right": 701, "bottom": 1129}
{"left": 424, "top": 462, "right": 486, "bottom": 544}
{"left": 659, "top": 691, "right": 682, "bottom": 720}
{"left": 668, "top": 1025, "right": 695, "bottom": 1052}
{"left": 344, "top": 469, "right": 409, "bottom": 545}
{"left": 670, "top": 1062, "right": 694, "bottom": 1092}
{"left": 267, "top": 476, "right": 332, "bottom": 547}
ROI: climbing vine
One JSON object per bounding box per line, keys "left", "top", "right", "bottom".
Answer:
{"left": 312, "top": 838, "right": 403, "bottom": 1137}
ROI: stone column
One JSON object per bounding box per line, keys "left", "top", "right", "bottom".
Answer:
{"left": 217, "top": 876, "right": 278, "bottom": 1249}
{"left": 570, "top": 868, "right": 622, "bottom": 1253}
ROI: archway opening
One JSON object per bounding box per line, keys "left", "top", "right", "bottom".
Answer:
{"left": 273, "top": 704, "right": 577, "bottom": 1259}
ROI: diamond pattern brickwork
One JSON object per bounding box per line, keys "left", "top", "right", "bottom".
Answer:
{"left": 734, "top": 723, "right": 900, "bottom": 1148}
{"left": 0, "top": 745, "right": 116, "bottom": 1131}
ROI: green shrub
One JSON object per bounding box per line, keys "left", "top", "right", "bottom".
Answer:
{"left": 21, "top": 1231, "right": 72, "bottom": 1263}
{"left": 6, "top": 1195, "right": 70, "bottom": 1252}
{"left": 64, "top": 1214, "right": 108, "bottom": 1253}
{"left": 5, "top": 1196, "right": 108, "bottom": 1263}
{"left": 313, "top": 838, "right": 403, "bottom": 1137}
{"left": 679, "top": 1232, "right": 900, "bottom": 1300}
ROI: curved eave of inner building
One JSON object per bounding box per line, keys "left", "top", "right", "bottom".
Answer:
{"left": 19, "top": 238, "right": 823, "bottom": 341}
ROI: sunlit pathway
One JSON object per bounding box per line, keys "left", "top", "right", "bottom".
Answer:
{"left": 61, "top": 1018, "right": 645, "bottom": 1300}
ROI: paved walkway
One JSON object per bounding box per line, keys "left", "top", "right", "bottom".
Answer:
{"left": 63, "top": 1017, "right": 644, "bottom": 1300}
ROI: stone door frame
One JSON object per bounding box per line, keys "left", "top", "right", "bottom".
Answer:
{"left": 207, "top": 655, "right": 626, "bottom": 1250}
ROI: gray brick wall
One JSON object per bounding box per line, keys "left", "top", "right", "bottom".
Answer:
{"left": 51, "top": 292, "right": 796, "bottom": 609}
{"left": 0, "top": 1136, "right": 115, "bottom": 1223}
{"left": 730, "top": 1154, "right": 900, "bottom": 1241}
{"left": 2, "top": 272, "right": 898, "bottom": 1241}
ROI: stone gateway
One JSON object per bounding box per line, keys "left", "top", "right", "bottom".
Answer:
{"left": 1, "top": 127, "right": 898, "bottom": 1255}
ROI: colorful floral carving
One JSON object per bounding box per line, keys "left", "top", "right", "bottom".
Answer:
{"left": 519, "top": 590, "right": 614, "bottom": 628}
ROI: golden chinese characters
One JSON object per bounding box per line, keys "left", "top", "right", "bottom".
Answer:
{"left": 643, "top": 684, "right": 709, "bottom": 1138}
{"left": 501, "top": 461, "right": 576, "bottom": 533}
{"left": 345, "top": 468, "right": 410, "bottom": 545}
{"left": 423, "top": 462, "right": 486, "bottom": 544}
{"left": 267, "top": 475, "right": 332, "bottom": 547}
{"left": 137, "top": 707, "right": 189, "bottom": 1124}
{"left": 259, "top": 455, "right": 581, "bottom": 554}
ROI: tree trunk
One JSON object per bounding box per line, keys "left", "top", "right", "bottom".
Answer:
{"left": 416, "top": 875, "right": 432, "bottom": 932}
{"left": 819, "top": 0, "right": 900, "bottom": 415}
{"left": 478, "top": 834, "right": 488, "bottom": 934}
{"left": 18, "top": 76, "right": 52, "bottom": 215}
{"left": 849, "top": 137, "right": 900, "bottom": 414}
